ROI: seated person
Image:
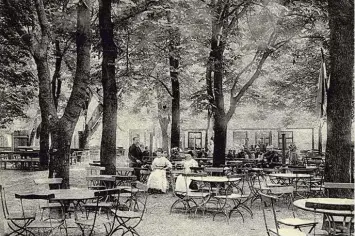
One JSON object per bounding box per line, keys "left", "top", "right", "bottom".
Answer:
{"left": 147, "top": 152, "right": 172, "bottom": 193}
{"left": 142, "top": 146, "right": 150, "bottom": 157}
{"left": 175, "top": 151, "right": 199, "bottom": 192}
{"left": 226, "top": 150, "right": 234, "bottom": 159}
{"left": 254, "top": 146, "right": 264, "bottom": 160}
{"left": 236, "top": 146, "right": 251, "bottom": 159}
{"left": 263, "top": 145, "right": 280, "bottom": 167}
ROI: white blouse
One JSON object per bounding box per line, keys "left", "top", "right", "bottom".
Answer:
{"left": 151, "top": 156, "right": 172, "bottom": 170}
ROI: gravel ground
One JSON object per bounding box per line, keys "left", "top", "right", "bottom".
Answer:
{"left": 0, "top": 163, "right": 325, "bottom": 236}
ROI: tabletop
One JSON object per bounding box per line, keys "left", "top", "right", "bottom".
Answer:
{"left": 293, "top": 198, "right": 354, "bottom": 216}
{"left": 190, "top": 176, "right": 241, "bottom": 183}
{"left": 16, "top": 189, "right": 96, "bottom": 201}
{"left": 45, "top": 189, "right": 96, "bottom": 201}
{"left": 34, "top": 178, "right": 63, "bottom": 185}
{"left": 87, "top": 175, "right": 116, "bottom": 180}
{"left": 269, "top": 173, "right": 311, "bottom": 178}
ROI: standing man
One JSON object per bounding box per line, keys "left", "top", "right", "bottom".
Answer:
{"left": 129, "top": 137, "right": 143, "bottom": 181}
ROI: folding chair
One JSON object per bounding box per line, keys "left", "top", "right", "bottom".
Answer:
{"left": 170, "top": 173, "right": 209, "bottom": 215}
{"left": 110, "top": 182, "right": 149, "bottom": 236}
{"left": 260, "top": 192, "right": 306, "bottom": 236}
{"left": 268, "top": 186, "right": 318, "bottom": 233}
{"left": 213, "top": 177, "right": 252, "bottom": 223}
{"left": 86, "top": 166, "right": 105, "bottom": 176}
{"left": 1, "top": 186, "right": 35, "bottom": 236}
{"left": 247, "top": 171, "right": 271, "bottom": 207}
{"left": 76, "top": 188, "right": 122, "bottom": 236}
{"left": 86, "top": 176, "right": 116, "bottom": 190}
{"left": 306, "top": 201, "right": 354, "bottom": 236}
{"left": 33, "top": 178, "right": 63, "bottom": 220}
{"left": 205, "top": 167, "right": 225, "bottom": 176}
{"left": 116, "top": 167, "right": 134, "bottom": 176}
{"left": 15, "top": 193, "right": 65, "bottom": 235}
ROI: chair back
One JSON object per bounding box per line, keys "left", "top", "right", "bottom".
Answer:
{"left": 86, "top": 166, "right": 105, "bottom": 175}
{"left": 259, "top": 192, "right": 280, "bottom": 236}
{"left": 305, "top": 201, "right": 354, "bottom": 212}
{"left": 269, "top": 185, "right": 294, "bottom": 195}
{"left": 324, "top": 182, "right": 354, "bottom": 190}
{"left": 34, "top": 178, "right": 63, "bottom": 189}
{"left": 205, "top": 167, "right": 224, "bottom": 176}
{"left": 15, "top": 193, "right": 59, "bottom": 225}
{"left": 125, "top": 182, "right": 149, "bottom": 216}
{"left": 84, "top": 188, "right": 122, "bottom": 236}
{"left": 116, "top": 167, "right": 134, "bottom": 176}
{"left": 86, "top": 176, "right": 115, "bottom": 190}
{"left": 15, "top": 193, "right": 55, "bottom": 200}
{"left": 323, "top": 182, "right": 354, "bottom": 198}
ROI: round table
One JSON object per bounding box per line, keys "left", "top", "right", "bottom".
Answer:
{"left": 293, "top": 198, "right": 354, "bottom": 216}
{"left": 294, "top": 198, "right": 354, "bottom": 236}
{"left": 190, "top": 176, "right": 243, "bottom": 221}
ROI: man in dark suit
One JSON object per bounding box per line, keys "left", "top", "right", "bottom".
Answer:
{"left": 128, "top": 137, "right": 143, "bottom": 181}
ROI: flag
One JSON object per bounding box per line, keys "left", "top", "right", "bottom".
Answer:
{"left": 316, "top": 49, "right": 329, "bottom": 119}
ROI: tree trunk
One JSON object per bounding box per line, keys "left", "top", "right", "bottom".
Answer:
{"left": 169, "top": 26, "right": 180, "bottom": 149}
{"left": 35, "top": 55, "right": 56, "bottom": 170}
{"left": 210, "top": 22, "right": 226, "bottom": 167}
{"left": 52, "top": 39, "right": 63, "bottom": 109}
{"left": 325, "top": 0, "right": 354, "bottom": 196}
{"left": 159, "top": 117, "right": 169, "bottom": 153}
{"left": 49, "top": 0, "right": 92, "bottom": 188}
{"left": 205, "top": 109, "right": 212, "bottom": 150}
{"left": 99, "top": 0, "right": 117, "bottom": 175}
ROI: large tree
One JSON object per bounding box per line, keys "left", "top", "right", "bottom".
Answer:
{"left": 204, "top": 1, "right": 323, "bottom": 166}
{"left": 324, "top": 0, "right": 354, "bottom": 192}
{"left": 99, "top": 0, "right": 117, "bottom": 175}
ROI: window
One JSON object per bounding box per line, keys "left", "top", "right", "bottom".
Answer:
{"left": 0, "top": 135, "right": 8, "bottom": 147}
{"left": 255, "top": 131, "right": 271, "bottom": 146}
{"left": 233, "top": 131, "right": 248, "bottom": 147}
{"left": 278, "top": 131, "right": 293, "bottom": 148}
{"left": 188, "top": 132, "right": 202, "bottom": 150}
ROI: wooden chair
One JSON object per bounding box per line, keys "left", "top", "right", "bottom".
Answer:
{"left": 15, "top": 193, "right": 65, "bottom": 235}
{"left": 1, "top": 186, "right": 36, "bottom": 236}
{"left": 259, "top": 192, "right": 306, "bottom": 236}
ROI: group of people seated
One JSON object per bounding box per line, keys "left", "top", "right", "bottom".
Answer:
{"left": 146, "top": 150, "right": 198, "bottom": 194}
{"left": 129, "top": 136, "right": 299, "bottom": 193}
{"left": 227, "top": 145, "right": 281, "bottom": 165}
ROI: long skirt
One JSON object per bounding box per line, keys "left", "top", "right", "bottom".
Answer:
{"left": 147, "top": 169, "right": 168, "bottom": 193}
{"left": 175, "top": 175, "right": 193, "bottom": 193}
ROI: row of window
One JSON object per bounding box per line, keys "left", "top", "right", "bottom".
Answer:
{"left": 187, "top": 131, "right": 294, "bottom": 150}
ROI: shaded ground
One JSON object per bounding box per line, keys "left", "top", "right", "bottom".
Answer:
{"left": 0, "top": 163, "right": 325, "bottom": 236}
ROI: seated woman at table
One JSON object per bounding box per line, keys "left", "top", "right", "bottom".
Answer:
{"left": 175, "top": 151, "right": 199, "bottom": 192}
{"left": 147, "top": 152, "right": 172, "bottom": 193}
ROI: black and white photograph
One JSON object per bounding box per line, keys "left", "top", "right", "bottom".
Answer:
{"left": 0, "top": 0, "right": 353, "bottom": 235}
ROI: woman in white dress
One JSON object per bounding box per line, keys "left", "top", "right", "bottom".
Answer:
{"left": 175, "top": 151, "right": 199, "bottom": 192}
{"left": 147, "top": 153, "right": 172, "bottom": 193}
